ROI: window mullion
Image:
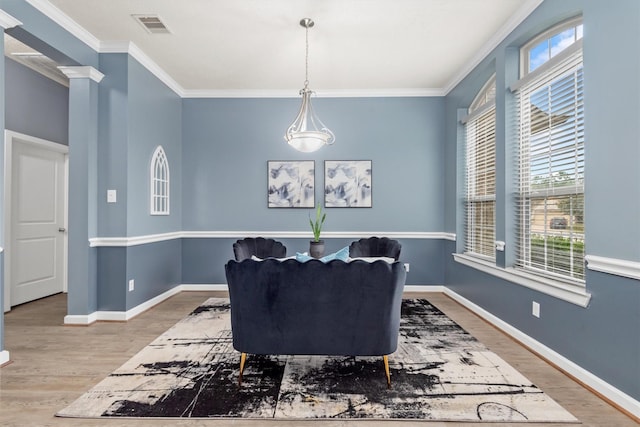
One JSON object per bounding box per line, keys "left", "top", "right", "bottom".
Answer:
{"left": 516, "top": 43, "right": 584, "bottom": 283}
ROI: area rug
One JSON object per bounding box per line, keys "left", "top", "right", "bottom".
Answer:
{"left": 57, "top": 298, "right": 578, "bottom": 422}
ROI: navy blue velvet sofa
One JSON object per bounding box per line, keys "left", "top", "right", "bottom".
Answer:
{"left": 224, "top": 257, "right": 407, "bottom": 387}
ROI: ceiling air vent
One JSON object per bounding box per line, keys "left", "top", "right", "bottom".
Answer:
{"left": 132, "top": 15, "right": 170, "bottom": 34}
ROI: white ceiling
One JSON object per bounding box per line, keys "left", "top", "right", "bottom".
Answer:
{"left": 37, "top": 0, "right": 541, "bottom": 96}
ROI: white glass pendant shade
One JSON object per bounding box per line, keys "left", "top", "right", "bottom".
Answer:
{"left": 285, "top": 86, "right": 335, "bottom": 152}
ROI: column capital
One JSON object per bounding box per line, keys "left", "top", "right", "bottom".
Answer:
{"left": 0, "top": 9, "right": 22, "bottom": 29}
{"left": 58, "top": 66, "right": 104, "bottom": 83}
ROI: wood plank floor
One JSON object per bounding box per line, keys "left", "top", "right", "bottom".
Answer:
{"left": 0, "top": 291, "right": 636, "bottom": 427}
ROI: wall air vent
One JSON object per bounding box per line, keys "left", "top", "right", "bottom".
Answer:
{"left": 132, "top": 15, "right": 171, "bottom": 34}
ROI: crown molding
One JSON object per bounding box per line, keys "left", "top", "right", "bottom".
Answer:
{"left": 58, "top": 65, "right": 104, "bottom": 82}
{"left": 99, "top": 40, "right": 185, "bottom": 96}
{"left": 0, "top": 9, "right": 22, "bottom": 29}
{"left": 23, "top": 2, "right": 442, "bottom": 99}
{"left": 25, "top": 0, "right": 540, "bottom": 99}
{"left": 182, "top": 88, "right": 445, "bottom": 99}
{"left": 97, "top": 40, "right": 130, "bottom": 53}
{"left": 442, "top": 0, "right": 543, "bottom": 94}
{"left": 318, "top": 88, "right": 445, "bottom": 98}
{"left": 24, "top": 0, "right": 100, "bottom": 51}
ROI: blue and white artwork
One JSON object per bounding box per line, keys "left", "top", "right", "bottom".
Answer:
{"left": 268, "top": 161, "right": 315, "bottom": 208}
{"left": 324, "top": 160, "right": 372, "bottom": 208}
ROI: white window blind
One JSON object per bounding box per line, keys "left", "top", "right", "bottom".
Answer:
{"left": 515, "top": 46, "right": 584, "bottom": 281}
{"left": 465, "top": 104, "right": 496, "bottom": 259}
{"left": 150, "top": 146, "right": 170, "bottom": 215}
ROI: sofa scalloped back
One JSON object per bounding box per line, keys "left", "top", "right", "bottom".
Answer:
{"left": 225, "top": 258, "right": 407, "bottom": 356}
{"left": 232, "top": 237, "right": 287, "bottom": 261}
{"left": 348, "top": 237, "right": 402, "bottom": 261}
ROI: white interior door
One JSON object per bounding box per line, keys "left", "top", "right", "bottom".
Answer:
{"left": 10, "top": 137, "right": 67, "bottom": 307}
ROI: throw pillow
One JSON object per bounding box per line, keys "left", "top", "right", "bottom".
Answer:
{"left": 295, "top": 252, "right": 314, "bottom": 262}
{"left": 296, "top": 247, "right": 350, "bottom": 263}
{"left": 321, "top": 246, "right": 349, "bottom": 262}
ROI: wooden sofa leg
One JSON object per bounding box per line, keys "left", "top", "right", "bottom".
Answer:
{"left": 383, "top": 355, "right": 391, "bottom": 389}
{"left": 238, "top": 352, "right": 247, "bottom": 386}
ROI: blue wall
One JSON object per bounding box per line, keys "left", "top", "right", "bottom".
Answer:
{"left": 97, "top": 53, "right": 128, "bottom": 238}
{"left": 4, "top": 59, "right": 69, "bottom": 144}
{"left": 97, "top": 240, "right": 182, "bottom": 312}
{"left": 95, "top": 53, "right": 183, "bottom": 311}
{"left": 182, "top": 237, "right": 445, "bottom": 286}
{"left": 582, "top": 0, "right": 640, "bottom": 260}
{"left": 181, "top": 96, "right": 447, "bottom": 285}
{"left": 182, "top": 97, "right": 444, "bottom": 232}
{"left": 127, "top": 56, "right": 182, "bottom": 236}
{"left": 444, "top": 0, "right": 640, "bottom": 401}
{"left": 66, "top": 76, "right": 99, "bottom": 316}
{"left": 97, "top": 53, "right": 183, "bottom": 238}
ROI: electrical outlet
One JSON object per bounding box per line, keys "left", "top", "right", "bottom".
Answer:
{"left": 532, "top": 301, "right": 540, "bottom": 318}
{"left": 107, "top": 189, "right": 117, "bottom": 203}
{"left": 128, "top": 279, "right": 135, "bottom": 292}
{"left": 404, "top": 263, "right": 410, "bottom": 272}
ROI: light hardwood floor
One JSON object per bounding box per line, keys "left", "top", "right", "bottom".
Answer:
{"left": 0, "top": 291, "right": 636, "bottom": 427}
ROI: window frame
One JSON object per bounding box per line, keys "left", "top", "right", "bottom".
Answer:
{"left": 150, "top": 145, "right": 170, "bottom": 216}
{"left": 463, "top": 75, "right": 497, "bottom": 261}
{"left": 454, "top": 17, "right": 592, "bottom": 307}
{"left": 514, "top": 19, "right": 585, "bottom": 285}
{"left": 521, "top": 17, "right": 583, "bottom": 78}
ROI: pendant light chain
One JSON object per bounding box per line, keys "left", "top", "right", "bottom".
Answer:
{"left": 304, "top": 24, "right": 309, "bottom": 88}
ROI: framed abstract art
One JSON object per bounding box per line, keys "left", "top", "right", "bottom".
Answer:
{"left": 267, "top": 160, "right": 315, "bottom": 208}
{"left": 324, "top": 160, "right": 372, "bottom": 208}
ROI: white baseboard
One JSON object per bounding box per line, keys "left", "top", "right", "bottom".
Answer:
{"left": 63, "top": 284, "right": 228, "bottom": 325}
{"left": 61, "top": 283, "right": 438, "bottom": 324}
{"left": 404, "top": 285, "right": 446, "bottom": 292}
{"left": 180, "top": 284, "right": 228, "bottom": 291}
{"left": 64, "top": 311, "right": 98, "bottom": 325}
{"left": 443, "top": 288, "right": 640, "bottom": 420}
{"left": 185, "top": 284, "right": 445, "bottom": 293}
{"left": 0, "top": 350, "right": 10, "bottom": 366}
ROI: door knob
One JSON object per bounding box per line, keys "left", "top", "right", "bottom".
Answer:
{"left": 58, "top": 227, "right": 66, "bottom": 232}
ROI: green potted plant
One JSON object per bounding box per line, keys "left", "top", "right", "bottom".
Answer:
{"left": 309, "top": 202, "right": 326, "bottom": 258}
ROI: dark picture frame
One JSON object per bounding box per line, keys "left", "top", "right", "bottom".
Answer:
{"left": 324, "top": 160, "right": 372, "bottom": 208}
{"left": 267, "top": 160, "right": 315, "bottom": 208}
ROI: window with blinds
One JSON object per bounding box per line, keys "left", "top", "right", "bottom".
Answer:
{"left": 464, "top": 76, "right": 496, "bottom": 259}
{"left": 150, "top": 145, "right": 170, "bottom": 215}
{"left": 514, "top": 37, "right": 584, "bottom": 282}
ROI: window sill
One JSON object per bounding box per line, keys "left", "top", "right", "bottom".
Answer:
{"left": 452, "top": 253, "right": 591, "bottom": 307}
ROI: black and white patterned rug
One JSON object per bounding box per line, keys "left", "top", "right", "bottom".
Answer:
{"left": 57, "top": 298, "right": 578, "bottom": 422}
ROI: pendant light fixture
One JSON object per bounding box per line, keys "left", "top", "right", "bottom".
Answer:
{"left": 285, "top": 18, "right": 335, "bottom": 153}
